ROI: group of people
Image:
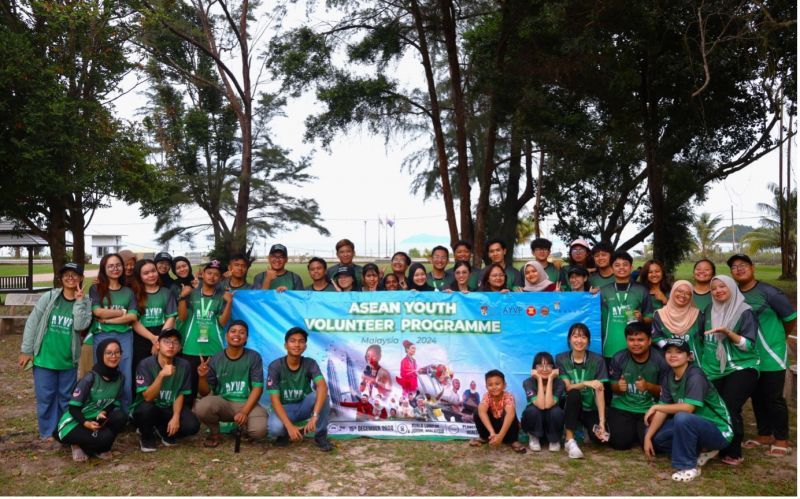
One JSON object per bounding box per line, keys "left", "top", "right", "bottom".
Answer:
{"left": 17, "top": 236, "right": 795, "bottom": 483}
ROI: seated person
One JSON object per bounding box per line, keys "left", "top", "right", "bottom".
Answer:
{"left": 521, "top": 352, "right": 566, "bottom": 452}
{"left": 196, "top": 320, "right": 267, "bottom": 447}
{"left": 266, "top": 327, "right": 333, "bottom": 451}
{"left": 131, "top": 328, "right": 200, "bottom": 452}
{"left": 469, "top": 369, "right": 526, "bottom": 453}
{"left": 607, "top": 322, "right": 670, "bottom": 450}
{"left": 644, "top": 338, "right": 733, "bottom": 482}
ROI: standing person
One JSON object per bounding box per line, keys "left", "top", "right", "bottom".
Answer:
{"left": 468, "top": 369, "right": 526, "bottom": 453}
{"left": 567, "top": 266, "right": 591, "bottom": 292}
{"left": 527, "top": 238, "right": 560, "bottom": 284}
{"left": 599, "top": 251, "right": 652, "bottom": 360}
{"left": 700, "top": 275, "right": 759, "bottom": 465}
{"left": 154, "top": 252, "right": 176, "bottom": 289}
{"left": 19, "top": 263, "right": 92, "bottom": 447}
{"left": 169, "top": 256, "right": 196, "bottom": 300}
{"left": 361, "top": 263, "right": 381, "bottom": 291}
{"left": 56, "top": 339, "right": 127, "bottom": 462}
{"left": 382, "top": 251, "right": 411, "bottom": 289}
{"left": 521, "top": 261, "right": 556, "bottom": 292}
{"left": 89, "top": 253, "right": 139, "bottom": 413}
{"left": 333, "top": 265, "right": 357, "bottom": 292}
{"left": 651, "top": 281, "right": 705, "bottom": 364}
{"left": 427, "top": 246, "right": 453, "bottom": 290}
{"left": 130, "top": 259, "right": 178, "bottom": 387}
{"left": 728, "top": 254, "right": 796, "bottom": 456}
{"left": 588, "top": 242, "right": 615, "bottom": 290}
{"left": 482, "top": 238, "right": 523, "bottom": 289}
{"left": 446, "top": 260, "right": 475, "bottom": 293}
{"left": 692, "top": 259, "right": 716, "bottom": 311}
{"left": 177, "top": 260, "right": 233, "bottom": 406}
{"left": 196, "top": 320, "right": 268, "bottom": 447}
{"left": 252, "top": 244, "right": 304, "bottom": 290}
{"left": 639, "top": 259, "right": 670, "bottom": 316}
{"left": 643, "top": 338, "right": 733, "bottom": 483}
{"left": 395, "top": 340, "right": 419, "bottom": 397}
{"left": 408, "top": 263, "right": 434, "bottom": 291}
{"left": 326, "top": 239, "right": 363, "bottom": 289}
{"left": 557, "top": 239, "right": 594, "bottom": 291}
{"left": 118, "top": 250, "right": 137, "bottom": 286}
{"left": 131, "top": 328, "right": 199, "bottom": 452}
{"left": 266, "top": 327, "right": 333, "bottom": 451}
{"left": 452, "top": 240, "right": 482, "bottom": 290}
{"left": 221, "top": 253, "right": 253, "bottom": 292}
{"left": 606, "top": 322, "right": 670, "bottom": 450}
{"left": 307, "top": 257, "right": 336, "bottom": 292}
{"left": 556, "top": 323, "right": 609, "bottom": 459}
{"left": 521, "top": 352, "right": 566, "bottom": 452}
{"left": 479, "top": 263, "right": 511, "bottom": 293}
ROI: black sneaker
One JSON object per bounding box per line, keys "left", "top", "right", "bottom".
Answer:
{"left": 154, "top": 427, "right": 177, "bottom": 447}
{"left": 274, "top": 436, "right": 289, "bottom": 447}
{"left": 139, "top": 435, "right": 157, "bottom": 453}
{"left": 314, "top": 435, "right": 333, "bottom": 452}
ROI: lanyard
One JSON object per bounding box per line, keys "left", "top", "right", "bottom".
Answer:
{"left": 615, "top": 282, "right": 631, "bottom": 308}
{"left": 199, "top": 295, "right": 214, "bottom": 318}
{"left": 570, "top": 352, "right": 587, "bottom": 383}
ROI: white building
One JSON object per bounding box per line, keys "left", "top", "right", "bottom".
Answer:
{"left": 90, "top": 234, "right": 125, "bottom": 260}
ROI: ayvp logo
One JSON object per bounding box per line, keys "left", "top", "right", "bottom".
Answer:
{"left": 502, "top": 305, "right": 523, "bottom": 316}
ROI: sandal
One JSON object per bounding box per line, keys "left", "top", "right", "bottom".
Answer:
{"left": 203, "top": 434, "right": 222, "bottom": 448}
{"left": 469, "top": 438, "right": 487, "bottom": 447}
{"left": 742, "top": 438, "right": 772, "bottom": 449}
{"left": 721, "top": 456, "right": 744, "bottom": 466}
{"left": 672, "top": 468, "right": 701, "bottom": 482}
{"left": 71, "top": 445, "right": 88, "bottom": 462}
{"left": 511, "top": 441, "right": 527, "bottom": 454}
{"left": 766, "top": 445, "right": 792, "bottom": 456}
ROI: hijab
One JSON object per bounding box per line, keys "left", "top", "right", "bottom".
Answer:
{"left": 656, "top": 280, "right": 699, "bottom": 335}
{"left": 407, "top": 263, "right": 434, "bottom": 291}
{"left": 92, "top": 338, "right": 121, "bottom": 381}
{"left": 522, "top": 261, "right": 554, "bottom": 292}
{"left": 710, "top": 275, "right": 751, "bottom": 372}
{"left": 171, "top": 256, "right": 194, "bottom": 288}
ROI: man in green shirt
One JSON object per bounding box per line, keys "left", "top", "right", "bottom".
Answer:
{"left": 266, "top": 327, "right": 332, "bottom": 451}
{"left": 588, "top": 242, "right": 615, "bottom": 290}
{"left": 482, "top": 238, "right": 523, "bottom": 289}
{"left": 221, "top": 253, "right": 253, "bottom": 291}
{"left": 196, "top": 320, "right": 267, "bottom": 447}
{"left": 252, "top": 244, "right": 304, "bottom": 290}
{"left": 729, "top": 253, "right": 797, "bottom": 455}
{"left": 327, "top": 239, "right": 363, "bottom": 289}
{"left": 599, "top": 251, "right": 652, "bottom": 359}
{"left": 131, "top": 328, "right": 199, "bottom": 452}
{"left": 427, "top": 245, "right": 453, "bottom": 290}
{"left": 644, "top": 338, "right": 733, "bottom": 482}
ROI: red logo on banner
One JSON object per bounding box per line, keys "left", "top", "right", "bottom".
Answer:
{"left": 526, "top": 306, "right": 536, "bottom": 316}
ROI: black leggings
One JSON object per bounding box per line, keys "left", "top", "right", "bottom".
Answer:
{"left": 607, "top": 406, "right": 646, "bottom": 450}
{"left": 180, "top": 354, "right": 202, "bottom": 408}
{"left": 474, "top": 410, "right": 520, "bottom": 444}
{"left": 132, "top": 326, "right": 161, "bottom": 399}
{"left": 132, "top": 401, "right": 200, "bottom": 439}
{"left": 751, "top": 369, "right": 789, "bottom": 441}
{"left": 563, "top": 390, "right": 602, "bottom": 444}
{"left": 58, "top": 409, "right": 127, "bottom": 455}
{"left": 712, "top": 368, "right": 758, "bottom": 459}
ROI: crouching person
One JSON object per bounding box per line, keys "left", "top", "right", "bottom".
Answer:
{"left": 132, "top": 328, "right": 200, "bottom": 452}
{"left": 196, "top": 320, "right": 267, "bottom": 447}
{"left": 267, "top": 327, "right": 333, "bottom": 451}
{"left": 643, "top": 338, "right": 733, "bottom": 482}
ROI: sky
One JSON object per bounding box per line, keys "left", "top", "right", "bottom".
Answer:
{"left": 65, "top": 3, "right": 798, "bottom": 262}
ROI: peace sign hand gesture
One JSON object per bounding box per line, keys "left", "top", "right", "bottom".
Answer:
{"left": 197, "top": 355, "right": 210, "bottom": 377}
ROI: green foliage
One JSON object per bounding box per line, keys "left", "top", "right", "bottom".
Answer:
{"left": 741, "top": 183, "right": 796, "bottom": 259}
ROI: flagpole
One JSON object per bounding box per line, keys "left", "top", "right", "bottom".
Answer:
{"left": 377, "top": 217, "right": 380, "bottom": 259}
{"left": 385, "top": 216, "right": 388, "bottom": 258}
{"left": 393, "top": 215, "right": 396, "bottom": 255}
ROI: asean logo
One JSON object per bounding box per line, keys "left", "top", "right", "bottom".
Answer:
{"left": 526, "top": 306, "right": 536, "bottom": 316}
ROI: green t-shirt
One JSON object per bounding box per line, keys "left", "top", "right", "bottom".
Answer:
{"left": 609, "top": 347, "right": 670, "bottom": 414}
{"left": 427, "top": 270, "right": 453, "bottom": 291}
{"left": 692, "top": 290, "right": 712, "bottom": 312}
{"left": 699, "top": 310, "right": 760, "bottom": 380}
{"left": 310, "top": 282, "right": 338, "bottom": 292}
{"left": 56, "top": 371, "right": 122, "bottom": 440}
{"left": 660, "top": 365, "right": 733, "bottom": 443}
{"left": 743, "top": 281, "right": 797, "bottom": 372}
{"left": 89, "top": 285, "right": 138, "bottom": 334}
{"left": 180, "top": 287, "right": 226, "bottom": 356}
{"left": 220, "top": 278, "right": 253, "bottom": 292}
{"left": 139, "top": 287, "right": 178, "bottom": 328}
{"left": 130, "top": 355, "right": 192, "bottom": 413}
{"left": 207, "top": 348, "right": 264, "bottom": 402}
{"left": 600, "top": 281, "right": 652, "bottom": 358}
{"left": 34, "top": 294, "right": 77, "bottom": 370}
{"left": 588, "top": 270, "right": 615, "bottom": 290}
{"left": 651, "top": 310, "right": 705, "bottom": 367}
{"left": 555, "top": 351, "right": 609, "bottom": 410}
{"left": 266, "top": 356, "right": 324, "bottom": 405}
{"left": 252, "top": 270, "right": 304, "bottom": 290}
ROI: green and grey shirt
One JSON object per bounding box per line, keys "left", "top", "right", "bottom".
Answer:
{"left": 139, "top": 287, "right": 178, "bottom": 328}
{"left": 555, "top": 350, "right": 609, "bottom": 411}
{"left": 89, "top": 285, "right": 138, "bottom": 334}
{"left": 34, "top": 294, "right": 78, "bottom": 371}
{"left": 588, "top": 270, "right": 615, "bottom": 290}
{"left": 652, "top": 310, "right": 706, "bottom": 367}
{"left": 699, "top": 309, "right": 760, "bottom": 380}
{"left": 692, "top": 290, "right": 712, "bottom": 312}
{"left": 660, "top": 365, "right": 733, "bottom": 443}
{"left": 742, "top": 281, "right": 797, "bottom": 372}
{"left": 427, "top": 269, "right": 454, "bottom": 291}
{"left": 130, "top": 355, "right": 192, "bottom": 413}
{"left": 207, "top": 348, "right": 265, "bottom": 403}
{"left": 252, "top": 270, "right": 304, "bottom": 290}
{"left": 56, "top": 371, "right": 122, "bottom": 440}
{"left": 609, "top": 347, "right": 670, "bottom": 414}
{"left": 266, "top": 356, "right": 324, "bottom": 405}
{"left": 600, "top": 281, "right": 652, "bottom": 358}
{"left": 220, "top": 278, "right": 253, "bottom": 292}
{"left": 180, "top": 287, "right": 226, "bottom": 357}
{"left": 522, "top": 376, "right": 567, "bottom": 405}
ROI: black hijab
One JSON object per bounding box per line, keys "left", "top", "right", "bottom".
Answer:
{"left": 407, "top": 263, "right": 434, "bottom": 291}
{"left": 92, "top": 338, "right": 121, "bottom": 381}
{"left": 171, "top": 256, "right": 194, "bottom": 288}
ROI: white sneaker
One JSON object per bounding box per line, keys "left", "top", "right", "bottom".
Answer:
{"left": 548, "top": 441, "right": 561, "bottom": 452}
{"left": 528, "top": 434, "right": 541, "bottom": 452}
{"left": 565, "top": 438, "right": 584, "bottom": 459}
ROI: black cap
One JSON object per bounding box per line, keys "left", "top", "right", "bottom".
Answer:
{"left": 662, "top": 337, "right": 691, "bottom": 353}
{"left": 269, "top": 244, "right": 288, "bottom": 256}
{"left": 567, "top": 266, "right": 589, "bottom": 277}
{"left": 59, "top": 262, "right": 84, "bottom": 276}
{"left": 203, "top": 259, "right": 223, "bottom": 271}
{"left": 154, "top": 251, "right": 173, "bottom": 263}
{"left": 726, "top": 254, "right": 753, "bottom": 267}
{"left": 334, "top": 265, "right": 356, "bottom": 280}
{"left": 158, "top": 328, "right": 182, "bottom": 342}
{"left": 284, "top": 326, "right": 308, "bottom": 342}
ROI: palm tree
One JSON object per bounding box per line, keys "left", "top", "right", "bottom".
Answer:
{"left": 741, "top": 183, "right": 796, "bottom": 276}
{"left": 692, "top": 212, "right": 724, "bottom": 257}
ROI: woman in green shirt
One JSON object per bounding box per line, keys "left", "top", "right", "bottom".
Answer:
{"left": 652, "top": 280, "right": 705, "bottom": 365}
{"left": 131, "top": 259, "right": 178, "bottom": 382}
{"left": 639, "top": 259, "right": 670, "bottom": 318}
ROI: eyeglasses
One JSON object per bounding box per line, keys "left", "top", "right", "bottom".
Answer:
{"left": 571, "top": 247, "right": 587, "bottom": 254}
{"left": 105, "top": 264, "right": 123, "bottom": 270}
{"left": 730, "top": 264, "right": 750, "bottom": 271}
{"left": 104, "top": 351, "right": 122, "bottom": 357}
{"left": 160, "top": 339, "right": 180, "bottom": 347}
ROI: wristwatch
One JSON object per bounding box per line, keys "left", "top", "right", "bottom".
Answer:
{"left": 311, "top": 412, "right": 319, "bottom": 418}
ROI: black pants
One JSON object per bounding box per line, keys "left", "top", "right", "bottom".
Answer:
{"left": 475, "top": 410, "right": 520, "bottom": 444}
{"left": 180, "top": 354, "right": 202, "bottom": 408}
{"left": 607, "top": 406, "right": 646, "bottom": 450}
{"left": 132, "top": 401, "right": 200, "bottom": 439}
{"left": 564, "top": 390, "right": 602, "bottom": 444}
{"left": 132, "top": 326, "right": 161, "bottom": 400}
{"left": 751, "top": 369, "right": 789, "bottom": 441}
{"left": 713, "top": 368, "right": 758, "bottom": 459}
{"left": 58, "top": 409, "right": 127, "bottom": 455}
{"left": 521, "top": 404, "right": 564, "bottom": 443}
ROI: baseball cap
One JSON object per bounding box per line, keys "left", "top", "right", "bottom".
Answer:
{"left": 154, "top": 251, "right": 173, "bottom": 263}
{"left": 203, "top": 259, "right": 223, "bottom": 271}
{"left": 662, "top": 337, "right": 691, "bottom": 353}
{"left": 570, "top": 239, "right": 591, "bottom": 250}
{"left": 726, "top": 254, "right": 753, "bottom": 267}
{"left": 567, "top": 266, "right": 589, "bottom": 277}
{"left": 269, "top": 244, "right": 288, "bottom": 256}
{"left": 59, "top": 262, "right": 84, "bottom": 276}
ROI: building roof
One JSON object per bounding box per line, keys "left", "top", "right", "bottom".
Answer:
{"left": 0, "top": 221, "right": 71, "bottom": 247}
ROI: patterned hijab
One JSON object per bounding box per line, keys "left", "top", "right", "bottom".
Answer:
{"left": 657, "top": 280, "right": 699, "bottom": 335}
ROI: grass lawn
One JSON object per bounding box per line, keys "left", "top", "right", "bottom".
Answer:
{"left": 0, "top": 264, "right": 99, "bottom": 277}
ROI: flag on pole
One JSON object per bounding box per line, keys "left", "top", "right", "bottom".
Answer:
{"left": 378, "top": 216, "right": 384, "bottom": 226}
{"left": 387, "top": 216, "right": 395, "bottom": 227}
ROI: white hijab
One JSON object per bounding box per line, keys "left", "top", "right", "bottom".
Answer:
{"left": 710, "top": 275, "right": 751, "bottom": 372}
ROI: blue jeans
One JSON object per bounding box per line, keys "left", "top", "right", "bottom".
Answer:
{"left": 652, "top": 412, "right": 731, "bottom": 470}
{"left": 92, "top": 331, "right": 133, "bottom": 414}
{"left": 268, "top": 392, "right": 330, "bottom": 438}
{"left": 33, "top": 366, "right": 77, "bottom": 439}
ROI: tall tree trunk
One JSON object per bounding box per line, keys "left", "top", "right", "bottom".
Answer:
{"left": 47, "top": 203, "right": 69, "bottom": 281}
{"left": 498, "top": 122, "right": 524, "bottom": 267}
{"left": 533, "top": 147, "right": 543, "bottom": 238}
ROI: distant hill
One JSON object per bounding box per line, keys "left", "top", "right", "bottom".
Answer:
{"left": 717, "top": 224, "right": 754, "bottom": 243}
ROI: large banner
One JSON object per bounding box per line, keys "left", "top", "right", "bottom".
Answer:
{"left": 232, "top": 290, "right": 601, "bottom": 440}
